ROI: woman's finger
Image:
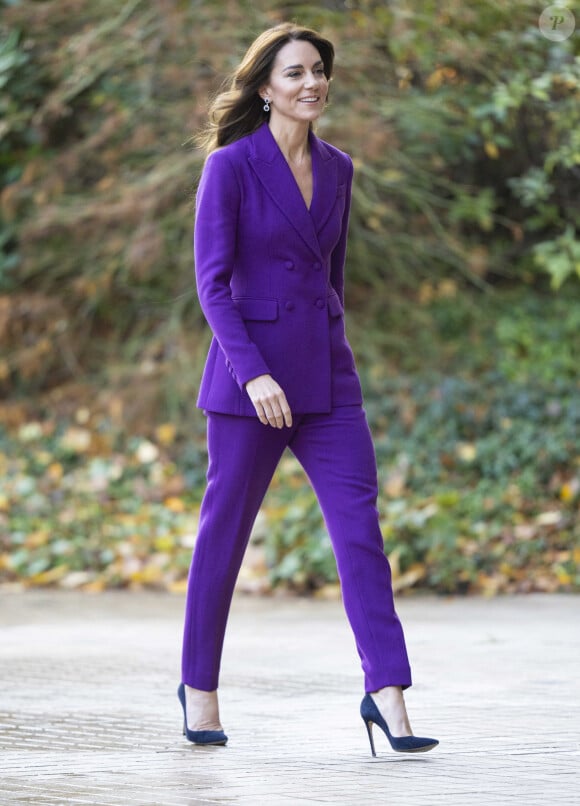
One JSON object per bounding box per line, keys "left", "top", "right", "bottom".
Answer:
{"left": 278, "top": 394, "right": 292, "bottom": 428}
{"left": 262, "top": 398, "right": 281, "bottom": 428}
{"left": 256, "top": 405, "right": 268, "bottom": 425}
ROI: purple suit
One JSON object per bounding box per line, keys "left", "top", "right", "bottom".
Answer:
{"left": 181, "top": 122, "right": 411, "bottom": 694}
{"left": 194, "top": 121, "right": 363, "bottom": 415}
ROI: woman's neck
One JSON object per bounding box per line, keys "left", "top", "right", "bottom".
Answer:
{"left": 268, "top": 119, "right": 311, "bottom": 164}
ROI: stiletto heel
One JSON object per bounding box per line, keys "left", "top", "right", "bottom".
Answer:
{"left": 364, "top": 719, "right": 377, "bottom": 757}
{"left": 177, "top": 683, "right": 228, "bottom": 746}
{"left": 360, "top": 693, "right": 438, "bottom": 755}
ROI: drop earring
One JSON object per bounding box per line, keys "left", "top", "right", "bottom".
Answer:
{"left": 263, "top": 97, "right": 270, "bottom": 112}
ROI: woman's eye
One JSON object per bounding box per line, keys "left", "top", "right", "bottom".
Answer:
{"left": 285, "top": 68, "right": 325, "bottom": 78}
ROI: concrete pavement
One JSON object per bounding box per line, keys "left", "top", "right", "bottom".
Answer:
{"left": 0, "top": 589, "right": 579, "bottom": 805}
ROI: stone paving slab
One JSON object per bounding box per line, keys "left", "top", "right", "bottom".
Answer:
{"left": 0, "top": 590, "right": 579, "bottom": 805}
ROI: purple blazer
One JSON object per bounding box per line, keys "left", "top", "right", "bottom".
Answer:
{"left": 194, "top": 121, "right": 363, "bottom": 416}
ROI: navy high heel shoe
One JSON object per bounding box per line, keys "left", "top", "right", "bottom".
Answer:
{"left": 360, "top": 693, "right": 438, "bottom": 756}
{"left": 177, "top": 683, "right": 228, "bottom": 746}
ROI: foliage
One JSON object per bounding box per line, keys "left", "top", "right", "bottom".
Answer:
{"left": 0, "top": 0, "right": 579, "bottom": 404}
{"left": 0, "top": 416, "right": 207, "bottom": 590}
{"left": 264, "top": 298, "right": 580, "bottom": 595}
{"left": 494, "top": 292, "right": 580, "bottom": 383}
{"left": 257, "top": 287, "right": 580, "bottom": 594}
{"left": 1, "top": 289, "right": 578, "bottom": 595}
{"left": 533, "top": 226, "right": 580, "bottom": 289}
{"left": 1, "top": 1, "right": 579, "bottom": 594}
{"left": 335, "top": 2, "right": 580, "bottom": 311}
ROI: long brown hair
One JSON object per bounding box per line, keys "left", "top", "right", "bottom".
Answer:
{"left": 197, "top": 23, "right": 335, "bottom": 155}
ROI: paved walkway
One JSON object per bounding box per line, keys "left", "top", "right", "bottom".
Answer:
{"left": 0, "top": 589, "right": 578, "bottom": 805}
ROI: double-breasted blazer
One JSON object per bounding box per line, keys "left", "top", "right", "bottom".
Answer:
{"left": 194, "top": 121, "right": 363, "bottom": 416}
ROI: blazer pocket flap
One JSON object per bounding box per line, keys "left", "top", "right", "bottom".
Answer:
{"left": 233, "top": 297, "right": 279, "bottom": 321}
{"left": 327, "top": 293, "right": 344, "bottom": 317}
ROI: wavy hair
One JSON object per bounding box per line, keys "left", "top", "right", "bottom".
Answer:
{"left": 197, "top": 22, "right": 335, "bottom": 154}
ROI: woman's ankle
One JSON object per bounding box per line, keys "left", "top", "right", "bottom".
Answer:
{"left": 184, "top": 685, "right": 223, "bottom": 731}
{"left": 370, "top": 686, "right": 413, "bottom": 737}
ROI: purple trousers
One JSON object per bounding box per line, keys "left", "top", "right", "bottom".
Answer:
{"left": 181, "top": 405, "right": 412, "bottom": 692}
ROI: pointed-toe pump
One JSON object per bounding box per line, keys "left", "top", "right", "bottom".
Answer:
{"left": 177, "top": 683, "right": 228, "bottom": 746}
{"left": 360, "top": 693, "right": 438, "bottom": 756}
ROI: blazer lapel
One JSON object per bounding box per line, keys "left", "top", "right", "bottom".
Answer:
{"left": 248, "top": 123, "right": 336, "bottom": 259}
{"left": 308, "top": 131, "right": 338, "bottom": 236}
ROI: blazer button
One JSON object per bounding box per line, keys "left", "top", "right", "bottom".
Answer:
{"left": 313, "top": 261, "right": 321, "bottom": 271}
{"left": 285, "top": 260, "right": 294, "bottom": 271}
{"left": 285, "top": 300, "right": 295, "bottom": 311}
{"left": 315, "top": 298, "right": 325, "bottom": 309}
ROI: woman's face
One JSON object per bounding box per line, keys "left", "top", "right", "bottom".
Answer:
{"left": 261, "top": 40, "right": 329, "bottom": 126}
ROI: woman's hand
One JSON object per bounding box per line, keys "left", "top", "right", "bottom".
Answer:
{"left": 245, "top": 374, "right": 293, "bottom": 429}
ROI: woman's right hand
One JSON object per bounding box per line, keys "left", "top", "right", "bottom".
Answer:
{"left": 244, "top": 374, "right": 293, "bottom": 429}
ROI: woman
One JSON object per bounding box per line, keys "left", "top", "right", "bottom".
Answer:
{"left": 178, "top": 22, "right": 438, "bottom": 756}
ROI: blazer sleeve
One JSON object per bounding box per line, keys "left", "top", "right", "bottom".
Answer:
{"left": 194, "top": 149, "right": 271, "bottom": 390}
{"left": 329, "top": 154, "right": 354, "bottom": 307}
